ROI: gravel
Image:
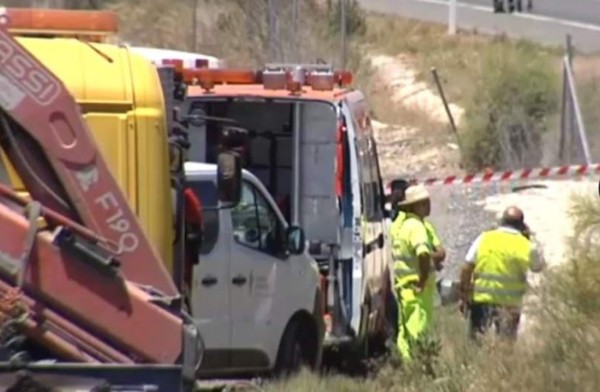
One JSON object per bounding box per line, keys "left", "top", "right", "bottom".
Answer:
{"left": 427, "top": 183, "right": 504, "bottom": 282}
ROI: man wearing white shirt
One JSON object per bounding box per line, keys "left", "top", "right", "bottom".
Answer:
{"left": 459, "top": 206, "right": 545, "bottom": 340}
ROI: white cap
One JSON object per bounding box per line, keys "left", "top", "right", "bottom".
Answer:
{"left": 398, "top": 184, "right": 430, "bottom": 206}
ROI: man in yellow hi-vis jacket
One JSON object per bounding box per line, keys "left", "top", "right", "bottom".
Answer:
{"left": 389, "top": 179, "right": 446, "bottom": 342}
{"left": 459, "top": 206, "right": 545, "bottom": 340}
{"left": 391, "top": 184, "right": 436, "bottom": 360}
{"left": 390, "top": 179, "right": 446, "bottom": 273}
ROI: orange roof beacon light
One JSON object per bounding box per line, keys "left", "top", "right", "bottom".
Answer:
{"left": 334, "top": 70, "right": 353, "bottom": 86}
{"left": 308, "top": 69, "right": 336, "bottom": 91}
{"left": 262, "top": 68, "right": 288, "bottom": 90}
{"left": 158, "top": 61, "right": 355, "bottom": 95}
{"left": 193, "top": 69, "right": 258, "bottom": 93}
{"left": 0, "top": 7, "right": 118, "bottom": 42}
{"left": 287, "top": 66, "right": 305, "bottom": 95}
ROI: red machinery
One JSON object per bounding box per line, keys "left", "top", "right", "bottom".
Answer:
{"left": 0, "top": 9, "right": 217, "bottom": 391}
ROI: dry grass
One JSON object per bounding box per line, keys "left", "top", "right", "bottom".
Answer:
{"left": 353, "top": 13, "right": 600, "bottom": 170}
{"left": 572, "top": 55, "right": 600, "bottom": 159}
{"left": 259, "top": 191, "right": 600, "bottom": 392}
{"left": 107, "top": 0, "right": 342, "bottom": 68}
{"left": 358, "top": 14, "right": 561, "bottom": 107}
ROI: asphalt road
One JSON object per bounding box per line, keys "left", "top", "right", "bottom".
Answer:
{"left": 358, "top": 0, "right": 600, "bottom": 53}
{"left": 463, "top": 0, "right": 600, "bottom": 26}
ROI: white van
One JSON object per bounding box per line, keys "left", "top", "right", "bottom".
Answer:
{"left": 184, "top": 162, "right": 324, "bottom": 377}
{"left": 179, "top": 64, "right": 396, "bottom": 357}
{"left": 129, "top": 46, "right": 225, "bottom": 68}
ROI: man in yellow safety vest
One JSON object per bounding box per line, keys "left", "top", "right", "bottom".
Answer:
{"left": 391, "top": 184, "right": 439, "bottom": 360}
{"left": 458, "top": 206, "right": 545, "bottom": 341}
{"left": 389, "top": 179, "right": 446, "bottom": 272}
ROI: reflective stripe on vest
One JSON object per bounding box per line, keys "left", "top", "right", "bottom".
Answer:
{"left": 473, "top": 286, "right": 526, "bottom": 297}
{"left": 474, "top": 272, "right": 525, "bottom": 285}
{"left": 473, "top": 229, "right": 531, "bottom": 306}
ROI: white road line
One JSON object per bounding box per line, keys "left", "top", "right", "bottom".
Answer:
{"left": 412, "top": 0, "right": 600, "bottom": 32}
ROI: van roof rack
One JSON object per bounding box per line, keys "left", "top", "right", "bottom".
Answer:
{"left": 160, "top": 60, "right": 353, "bottom": 94}
{"left": 264, "top": 63, "right": 334, "bottom": 72}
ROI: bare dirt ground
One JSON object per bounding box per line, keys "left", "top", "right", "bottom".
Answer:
{"left": 369, "top": 54, "right": 465, "bottom": 126}
{"left": 369, "top": 54, "right": 463, "bottom": 181}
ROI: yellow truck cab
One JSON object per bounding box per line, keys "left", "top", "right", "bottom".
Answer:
{"left": 0, "top": 10, "right": 175, "bottom": 271}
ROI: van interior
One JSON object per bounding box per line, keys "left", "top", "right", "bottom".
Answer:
{"left": 192, "top": 99, "right": 295, "bottom": 221}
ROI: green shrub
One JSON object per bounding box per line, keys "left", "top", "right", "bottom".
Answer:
{"left": 461, "top": 40, "right": 559, "bottom": 171}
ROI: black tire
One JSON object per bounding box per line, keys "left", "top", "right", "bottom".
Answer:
{"left": 274, "top": 320, "right": 317, "bottom": 377}
{"left": 384, "top": 289, "right": 399, "bottom": 352}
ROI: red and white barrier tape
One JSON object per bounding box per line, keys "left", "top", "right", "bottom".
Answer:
{"left": 386, "top": 163, "right": 600, "bottom": 191}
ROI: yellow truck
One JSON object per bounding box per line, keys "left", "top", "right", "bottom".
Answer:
{"left": 0, "top": 10, "right": 176, "bottom": 273}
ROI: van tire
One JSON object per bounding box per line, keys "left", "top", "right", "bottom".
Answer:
{"left": 274, "top": 319, "right": 316, "bottom": 377}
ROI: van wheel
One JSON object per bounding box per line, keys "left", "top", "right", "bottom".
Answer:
{"left": 274, "top": 320, "right": 315, "bottom": 377}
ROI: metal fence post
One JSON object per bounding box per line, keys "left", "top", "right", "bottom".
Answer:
{"left": 558, "top": 63, "right": 568, "bottom": 163}
{"left": 431, "top": 67, "right": 463, "bottom": 153}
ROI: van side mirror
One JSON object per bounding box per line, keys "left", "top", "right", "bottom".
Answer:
{"left": 217, "top": 152, "right": 242, "bottom": 206}
{"left": 285, "top": 225, "right": 306, "bottom": 255}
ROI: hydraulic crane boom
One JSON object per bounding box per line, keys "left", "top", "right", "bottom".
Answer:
{"left": 0, "top": 11, "right": 193, "bottom": 371}
{"left": 0, "top": 13, "right": 177, "bottom": 298}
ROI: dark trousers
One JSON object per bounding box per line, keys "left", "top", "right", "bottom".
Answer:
{"left": 469, "top": 302, "right": 521, "bottom": 341}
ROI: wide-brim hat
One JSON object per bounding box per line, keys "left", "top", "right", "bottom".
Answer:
{"left": 398, "top": 184, "right": 430, "bottom": 206}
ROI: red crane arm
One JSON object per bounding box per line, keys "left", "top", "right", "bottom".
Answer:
{"left": 0, "top": 21, "right": 177, "bottom": 297}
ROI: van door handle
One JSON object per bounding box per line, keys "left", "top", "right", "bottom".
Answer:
{"left": 201, "top": 276, "right": 218, "bottom": 287}
{"left": 231, "top": 275, "right": 247, "bottom": 286}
